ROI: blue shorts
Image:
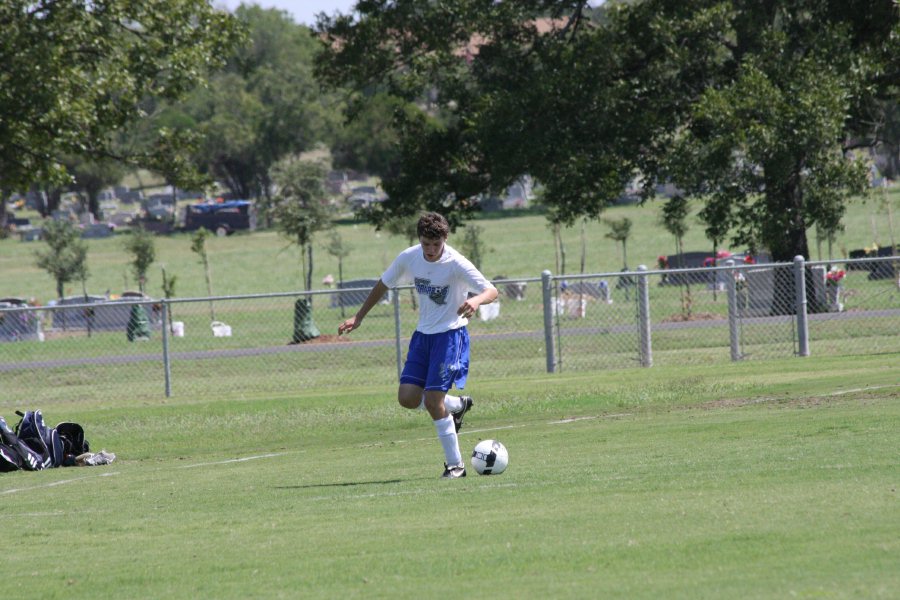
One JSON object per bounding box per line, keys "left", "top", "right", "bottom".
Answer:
{"left": 399, "top": 328, "right": 470, "bottom": 392}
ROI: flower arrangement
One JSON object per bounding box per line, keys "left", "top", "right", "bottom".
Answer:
{"left": 657, "top": 255, "right": 668, "bottom": 269}
{"left": 826, "top": 268, "right": 846, "bottom": 286}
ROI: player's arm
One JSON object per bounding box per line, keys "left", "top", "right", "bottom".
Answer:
{"left": 338, "top": 279, "right": 389, "bottom": 335}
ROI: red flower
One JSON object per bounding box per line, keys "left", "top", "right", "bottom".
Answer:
{"left": 657, "top": 255, "right": 668, "bottom": 268}
{"left": 826, "top": 269, "right": 846, "bottom": 284}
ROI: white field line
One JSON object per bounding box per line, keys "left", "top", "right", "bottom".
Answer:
{"left": 823, "top": 383, "right": 900, "bottom": 396}
{"left": 547, "top": 413, "right": 633, "bottom": 424}
{"left": 549, "top": 416, "right": 598, "bottom": 424}
{"left": 0, "top": 454, "right": 292, "bottom": 497}
{"left": 0, "top": 471, "right": 119, "bottom": 496}
{"left": 0, "top": 511, "right": 67, "bottom": 518}
{"left": 178, "top": 452, "right": 288, "bottom": 469}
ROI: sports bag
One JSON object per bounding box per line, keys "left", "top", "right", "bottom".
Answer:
{"left": 56, "top": 422, "right": 89, "bottom": 460}
{"left": 0, "top": 443, "right": 20, "bottom": 472}
{"left": 15, "top": 410, "right": 63, "bottom": 469}
{"left": 0, "top": 415, "right": 44, "bottom": 471}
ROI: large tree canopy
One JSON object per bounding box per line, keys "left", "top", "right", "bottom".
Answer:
{"left": 186, "top": 5, "right": 340, "bottom": 203}
{"left": 316, "top": 1, "right": 899, "bottom": 259}
{"left": 0, "top": 0, "right": 243, "bottom": 192}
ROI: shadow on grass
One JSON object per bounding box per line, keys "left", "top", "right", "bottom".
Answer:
{"left": 275, "top": 478, "right": 425, "bottom": 490}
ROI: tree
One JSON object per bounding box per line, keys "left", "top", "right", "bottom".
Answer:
{"left": 381, "top": 214, "right": 420, "bottom": 309}
{"left": 270, "top": 157, "right": 332, "bottom": 292}
{"left": 331, "top": 93, "right": 405, "bottom": 178}
{"left": 603, "top": 217, "right": 632, "bottom": 269}
{"left": 874, "top": 101, "right": 900, "bottom": 180}
{"left": 66, "top": 157, "right": 126, "bottom": 220}
{"left": 324, "top": 230, "right": 352, "bottom": 318}
{"left": 190, "top": 229, "right": 216, "bottom": 321}
{"left": 460, "top": 225, "right": 490, "bottom": 272}
{"left": 536, "top": 192, "right": 568, "bottom": 276}
{"left": 123, "top": 226, "right": 156, "bottom": 294}
{"left": 34, "top": 220, "right": 89, "bottom": 301}
{"left": 161, "top": 267, "right": 178, "bottom": 333}
{"left": 189, "top": 6, "right": 339, "bottom": 205}
{"left": 316, "top": 1, "right": 899, "bottom": 261}
{"left": 660, "top": 196, "right": 692, "bottom": 319}
{"left": 315, "top": 1, "right": 664, "bottom": 229}
{"left": 0, "top": 0, "right": 243, "bottom": 194}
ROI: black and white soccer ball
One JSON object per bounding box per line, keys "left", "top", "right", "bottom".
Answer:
{"left": 471, "top": 439, "right": 508, "bottom": 475}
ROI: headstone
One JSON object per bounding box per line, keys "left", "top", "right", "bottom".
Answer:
{"left": 81, "top": 223, "right": 113, "bottom": 238}
{"left": 331, "top": 279, "right": 387, "bottom": 308}
{"left": 739, "top": 268, "right": 776, "bottom": 317}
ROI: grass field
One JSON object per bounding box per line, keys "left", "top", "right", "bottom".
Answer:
{"left": 2, "top": 353, "right": 897, "bottom": 599}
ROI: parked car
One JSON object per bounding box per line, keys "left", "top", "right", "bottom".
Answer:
{"left": 183, "top": 200, "right": 256, "bottom": 236}
{"left": 346, "top": 186, "right": 387, "bottom": 210}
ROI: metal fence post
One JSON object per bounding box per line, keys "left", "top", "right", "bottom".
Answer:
{"left": 637, "top": 265, "right": 652, "bottom": 367}
{"left": 725, "top": 260, "right": 741, "bottom": 361}
{"left": 161, "top": 299, "right": 172, "bottom": 397}
{"left": 392, "top": 288, "right": 402, "bottom": 382}
{"left": 541, "top": 270, "right": 555, "bottom": 373}
{"left": 794, "top": 255, "right": 810, "bottom": 357}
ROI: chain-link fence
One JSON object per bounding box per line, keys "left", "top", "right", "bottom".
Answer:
{"left": 2, "top": 255, "right": 897, "bottom": 403}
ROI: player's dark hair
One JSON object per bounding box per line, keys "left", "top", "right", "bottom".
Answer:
{"left": 417, "top": 212, "right": 450, "bottom": 240}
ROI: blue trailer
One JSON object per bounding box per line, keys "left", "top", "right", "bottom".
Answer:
{"left": 184, "top": 200, "right": 256, "bottom": 236}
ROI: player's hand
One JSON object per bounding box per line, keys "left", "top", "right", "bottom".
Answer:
{"left": 338, "top": 316, "right": 360, "bottom": 335}
{"left": 457, "top": 300, "right": 478, "bottom": 319}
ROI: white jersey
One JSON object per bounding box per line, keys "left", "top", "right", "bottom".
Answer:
{"left": 381, "top": 243, "right": 493, "bottom": 334}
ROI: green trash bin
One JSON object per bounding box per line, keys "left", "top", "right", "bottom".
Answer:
{"left": 291, "top": 298, "right": 320, "bottom": 343}
{"left": 126, "top": 304, "right": 151, "bottom": 341}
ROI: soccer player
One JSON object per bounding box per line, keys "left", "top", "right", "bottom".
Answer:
{"left": 337, "top": 212, "right": 499, "bottom": 478}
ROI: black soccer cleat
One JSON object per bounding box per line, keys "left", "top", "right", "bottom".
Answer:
{"left": 451, "top": 396, "right": 474, "bottom": 433}
{"left": 441, "top": 462, "right": 467, "bottom": 479}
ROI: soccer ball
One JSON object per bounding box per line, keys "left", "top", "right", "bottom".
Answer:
{"left": 471, "top": 439, "right": 508, "bottom": 475}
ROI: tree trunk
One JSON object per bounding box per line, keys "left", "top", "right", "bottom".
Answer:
{"left": 306, "top": 244, "right": 314, "bottom": 293}
{"left": 46, "top": 188, "right": 61, "bottom": 217}
{"left": 202, "top": 255, "right": 215, "bottom": 321}
{"left": 88, "top": 190, "right": 100, "bottom": 221}
{"left": 338, "top": 258, "right": 345, "bottom": 319}
{"left": 764, "top": 178, "right": 823, "bottom": 315}
{"left": 677, "top": 236, "right": 692, "bottom": 318}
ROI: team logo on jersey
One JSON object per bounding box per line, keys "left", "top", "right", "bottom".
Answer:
{"left": 414, "top": 277, "right": 449, "bottom": 305}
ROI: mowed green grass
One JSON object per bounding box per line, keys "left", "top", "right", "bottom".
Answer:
{"left": 1, "top": 354, "right": 897, "bottom": 599}
{"left": 3, "top": 186, "right": 898, "bottom": 302}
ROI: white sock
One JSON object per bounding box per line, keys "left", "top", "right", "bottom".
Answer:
{"left": 443, "top": 394, "right": 463, "bottom": 413}
{"left": 418, "top": 393, "right": 463, "bottom": 413}
{"left": 433, "top": 415, "right": 462, "bottom": 466}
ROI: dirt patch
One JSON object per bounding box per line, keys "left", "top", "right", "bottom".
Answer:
{"left": 697, "top": 396, "right": 780, "bottom": 410}
{"left": 288, "top": 334, "right": 350, "bottom": 345}
{"left": 696, "top": 386, "right": 899, "bottom": 411}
